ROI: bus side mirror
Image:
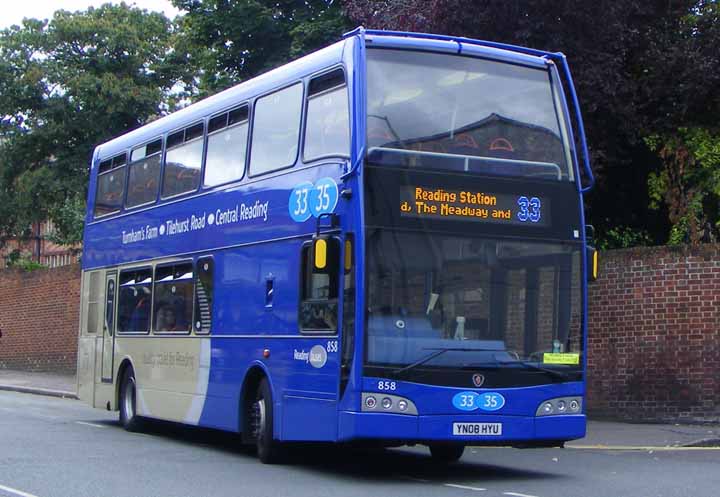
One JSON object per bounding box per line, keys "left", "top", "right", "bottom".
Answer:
{"left": 587, "top": 247, "right": 598, "bottom": 282}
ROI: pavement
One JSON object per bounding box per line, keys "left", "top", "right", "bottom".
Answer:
{"left": 1, "top": 367, "right": 718, "bottom": 449}
{"left": 0, "top": 368, "right": 77, "bottom": 399}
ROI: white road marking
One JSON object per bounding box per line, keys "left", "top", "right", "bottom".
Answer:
{"left": 444, "top": 483, "right": 487, "bottom": 491}
{"left": 568, "top": 444, "right": 720, "bottom": 451}
{"left": 0, "top": 483, "right": 41, "bottom": 497}
{"left": 503, "top": 492, "right": 539, "bottom": 497}
{"left": 75, "top": 421, "right": 106, "bottom": 429}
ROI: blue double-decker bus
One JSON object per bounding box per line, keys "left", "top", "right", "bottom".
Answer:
{"left": 77, "top": 28, "right": 596, "bottom": 463}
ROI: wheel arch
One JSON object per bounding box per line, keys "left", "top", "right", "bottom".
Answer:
{"left": 239, "top": 361, "right": 274, "bottom": 441}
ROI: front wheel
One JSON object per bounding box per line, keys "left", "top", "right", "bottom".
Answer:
{"left": 252, "top": 378, "right": 284, "bottom": 464}
{"left": 119, "top": 368, "right": 143, "bottom": 432}
{"left": 429, "top": 444, "right": 465, "bottom": 463}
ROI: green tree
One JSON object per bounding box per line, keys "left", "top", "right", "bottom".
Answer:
{"left": 640, "top": 2, "right": 720, "bottom": 244}
{"left": 0, "top": 3, "right": 193, "bottom": 247}
{"left": 172, "top": 0, "right": 351, "bottom": 94}
{"left": 647, "top": 129, "right": 720, "bottom": 245}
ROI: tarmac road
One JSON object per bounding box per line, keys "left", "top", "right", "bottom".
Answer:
{"left": 0, "top": 391, "right": 719, "bottom": 497}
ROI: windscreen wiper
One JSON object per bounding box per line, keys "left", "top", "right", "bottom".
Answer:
{"left": 495, "top": 360, "right": 572, "bottom": 381}
{"left": 391, "top": 347, "right": 503, "bottom": 378}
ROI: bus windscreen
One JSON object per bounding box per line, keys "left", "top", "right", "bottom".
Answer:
{"left": 366, "top": 49, "right": 572, "bottom": 181}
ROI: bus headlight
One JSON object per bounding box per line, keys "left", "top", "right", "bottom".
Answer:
{"left": 536, "top": 397, "right": 582, "bottom": 416}
{"left": 362, "top": 393, "right": 417, "bottom": 415}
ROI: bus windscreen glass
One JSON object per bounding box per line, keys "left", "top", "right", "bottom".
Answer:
{"left": 365, "top": 229, "right": 583, "bottom": 385}
{"left": 366, "top": 49, "right": 572, "bottom": 181}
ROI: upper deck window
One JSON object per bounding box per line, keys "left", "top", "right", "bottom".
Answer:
{"left": 94, "top": 153, "right": 127, "bottom": 217}
{"left": 163, "top": 123, "right": 204, "bottom": 198}
{"left": 204, "top": 106, "right": 249, "bottom": 187}
{"left": 126, "top": 139, "right": 162, "bottom": 208}
{"left": 250, "top": 83, "right": 303, "bottom": 176}
{"left": 366, "top": 49, "right": 572, "bottom": 181}
{"left": 304, "top": 68, "right": 350, "bottom": 162}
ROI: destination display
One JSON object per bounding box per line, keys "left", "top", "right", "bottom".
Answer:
{"left": 399, "top": 186, "right": 549, "bottom": 226}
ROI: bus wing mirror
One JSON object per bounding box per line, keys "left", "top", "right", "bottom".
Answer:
{"left": 585, "top": 224, "right": 595, "bottom": 245}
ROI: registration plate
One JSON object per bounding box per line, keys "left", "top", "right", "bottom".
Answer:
{"left": 452, "top": 422, "right": 503, "bottom": 436}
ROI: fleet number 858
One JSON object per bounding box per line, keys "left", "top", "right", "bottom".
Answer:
{"left": 377, "top": 380, "right": 396, "bottom": 391}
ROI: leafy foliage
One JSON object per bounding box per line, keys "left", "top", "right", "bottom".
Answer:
{"left": 172, "top": 0, "right": 351, "bottom": 94}
{"left": 596, "top": 225, "right": 653, "bottom": 251}
{"left": 4, "top": 250, "right": 46, "bottom": 271}
{"left": 0, "top": 4, "right": 192, "bottom": 247}
{"left": 647, "top": 128, "right": 720, "bottom": 245}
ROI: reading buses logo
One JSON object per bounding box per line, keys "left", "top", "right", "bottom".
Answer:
{"left": 293, "top": 345, "right": 327, "bottom": 369}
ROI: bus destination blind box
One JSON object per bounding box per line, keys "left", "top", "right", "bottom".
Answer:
{"left": 399, "top": 185, "right": 549, "bottom": 226}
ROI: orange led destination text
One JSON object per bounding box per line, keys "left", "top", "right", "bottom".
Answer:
{"left": 401, "top": 187, "right": 512, "bottom": 220}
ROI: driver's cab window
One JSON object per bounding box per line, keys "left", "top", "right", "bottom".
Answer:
{"left": 299, "top": 238, "right": 340, "bottom": 333}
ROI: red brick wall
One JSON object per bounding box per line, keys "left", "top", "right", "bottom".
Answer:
{"left": 587, "top": 245, "right": 720, "bottom": 423}
{"left": 0, "top": 264, "right": 80, "bottom": 373}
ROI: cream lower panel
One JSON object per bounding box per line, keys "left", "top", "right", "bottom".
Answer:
{"left": 77, "top": 337, "right": 98, "bottom": 405}
{"left": 115, "top": 336, "right": 211, "bottom": 425}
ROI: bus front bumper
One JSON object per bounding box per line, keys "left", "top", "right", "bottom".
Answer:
{"left": 338, "top": 411, "right": 586, "bottom": 444}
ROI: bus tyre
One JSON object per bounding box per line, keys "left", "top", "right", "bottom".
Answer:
{"left": 119, "top": 368, "right": 143, "bottom": 432}
{"left": 254, "top": 378, "right": 283, "bottom": 464}
{"left": 429, "top": 444, "right": 465, "bottom": 463}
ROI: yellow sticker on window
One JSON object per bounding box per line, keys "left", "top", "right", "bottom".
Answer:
{"left": 543, "top": 353, "right": 580, "bottom": 365}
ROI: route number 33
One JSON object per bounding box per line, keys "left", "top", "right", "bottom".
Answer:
{"left": 517, "top": 196, "right": 541, "bottom": 223}
{"left": 293, "top": 186, "right": 310, "bottom": 217}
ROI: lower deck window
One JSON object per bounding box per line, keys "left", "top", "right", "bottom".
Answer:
{"left": 118, "top": 268, "right": 153, "bottom": 333}
{"left": 153, "top": 263, "right": 194, "bottom": 333}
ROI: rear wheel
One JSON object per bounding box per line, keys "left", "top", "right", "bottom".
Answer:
{"left": 429, "top": 444, "right": 465, "bottom": 463}
{"left": 119, "top": 368, "right": 143, "bottom": 432}
{"left": 251, "top": 378, "right": 283, "bottom": 464}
